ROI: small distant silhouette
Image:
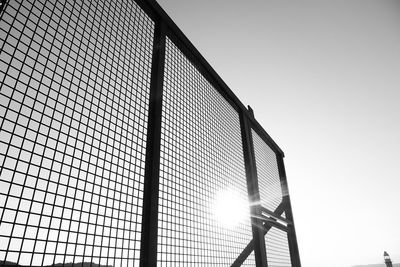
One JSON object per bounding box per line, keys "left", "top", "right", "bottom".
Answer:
{"left": 384, "top": 251, "right": 394, "bottom": 267}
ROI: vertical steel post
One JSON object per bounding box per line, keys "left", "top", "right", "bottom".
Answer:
{"left": 240, "top": 112, "right": 268, "bottom": 267}
{"left": 276, "top": 155, "right": 301, "bottom": 267}
{"left": 139, "top": 20, "right": 167, "bottom": 267}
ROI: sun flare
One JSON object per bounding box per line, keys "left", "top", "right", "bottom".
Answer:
{"left": 212, "top": 188, "right": 249, "bottom": 229}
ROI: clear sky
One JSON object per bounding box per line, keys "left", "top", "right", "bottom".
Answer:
{"left": 156, "top": 1, "right": 400, "bottom": 266}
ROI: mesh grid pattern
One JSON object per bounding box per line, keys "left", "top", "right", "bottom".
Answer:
{"left": 0, "top": 0, "right": 154, "bottom": 266}
{"left": 265, "top": 227, "right": 291, "bottom": 267}
{"left": 157, "top": 37, "right": 256, "bottom": 266}
{"left": 252, "top": 130, "right": 282, "bottom": 212}
{"left": 0, "top": 0, "right": 298, "bottom": 265}
{"left": 242, "top": 251, "right": 255, "bottom": 265}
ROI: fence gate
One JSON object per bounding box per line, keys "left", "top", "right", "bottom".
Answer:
{"left": 0, "top": 0, "right": 301, "bottom": 266}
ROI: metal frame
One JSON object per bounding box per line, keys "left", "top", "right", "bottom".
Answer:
{"left": 250, "top": 121, "right": 301, "bottom": 266}
{"left": 0, "top": 0, "right": 301, "bottom": 266}
{"left": 139, "top": 18, "right": 166, "bottom": 267}
{"left": 138, "top": 1, "right": 301, "bottom": 265}
{"left": 277, "top": 156, "right": 302, "bottom": 267}
{"left": 239, "top": 111, "right": 268, "bottom": 267}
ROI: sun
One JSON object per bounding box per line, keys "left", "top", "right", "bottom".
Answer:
{"left": 212, "top": 188, "right": 249, "bottom": 229}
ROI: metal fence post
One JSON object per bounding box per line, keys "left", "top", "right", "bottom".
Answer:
{"left": 139, "top": 20, "right": 167, "bottom": 267}
{"left": 276, "top": 155, "right": 302, "bottom": 267}
{"left": 240, "top": 111, "right": 268, "bottom": 267}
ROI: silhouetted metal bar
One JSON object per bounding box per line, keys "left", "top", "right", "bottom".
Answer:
{"left": 263, "top": 218, "right": 288, "bottom": 232}
{"left": 140, "top": 20, "right": 167, "bottom": 267}
{"left": 277, "top": 155, "right": 302, "bottom": 267}
{"left": 262, "top": 202, "right": 287, "bottom": 237}
{"left": 232, "top": 202, "right": 286, "bottom": 266}
{"left": 239, "top": 111, "right": 268, "bottom": 267}
{"left": 231, "top": 239, "right": 255, "bottom": 267}
{"left": 261, "top": 206, "right": 292, "bottom": 225}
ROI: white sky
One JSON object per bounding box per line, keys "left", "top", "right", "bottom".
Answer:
{"left": 156, "top": 1, "right": 400, "bottom": 266}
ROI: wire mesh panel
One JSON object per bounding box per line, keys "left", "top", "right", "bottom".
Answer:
{"left": 252, "top": 130, "right": 282, "bottom": 212}
{"left": 157, "top": 37, "right": 255, "bottom": 266}
{"left": 265, "top": 227, "right": 291, "bottom": 267}
{"left": 242, "top": 251, "right": 256, "bottom": 266}
{"left": 0, "top": 0, "right": 154, "bottom": 266}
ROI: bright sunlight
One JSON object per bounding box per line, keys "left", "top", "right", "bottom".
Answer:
{"left": 212, "top": 188, "right": 249, "bottom": 229}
